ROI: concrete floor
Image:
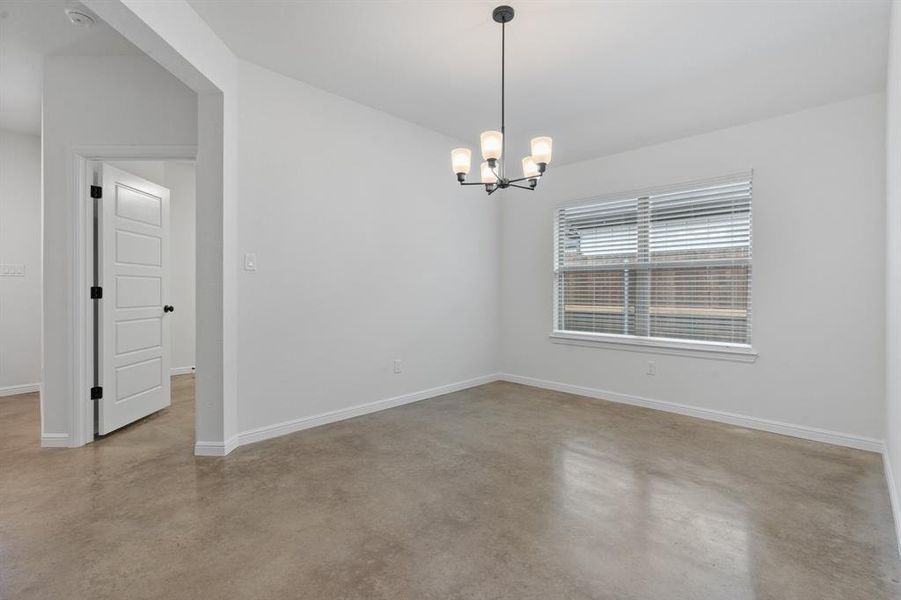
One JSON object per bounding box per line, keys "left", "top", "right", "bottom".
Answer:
{"left": 1, "top": 375, "right": 899, "bottom": 599}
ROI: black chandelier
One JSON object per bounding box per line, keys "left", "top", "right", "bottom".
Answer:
{"left": 451, "top": 5, "right": 553, "bottom": 195}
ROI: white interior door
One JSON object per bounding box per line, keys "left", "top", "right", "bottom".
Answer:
{"left": 97, "top": 164, "right": 172, "bottom": 435}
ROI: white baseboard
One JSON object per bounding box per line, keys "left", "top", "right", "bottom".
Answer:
{"left": 41, "top": 433, "right": 71, "bottom": 448}
{"left": 498, "top": 373, "right": 884, "bottom": 453}
{"left": 884, "top": 450, "right": 901, "bottom": 557}
{"left": 0, "top": 382, "right": 40, "bottom": 397}
{"left": 171, "top": 366, "right": 195, "bottom": 376}
{"left": 194, "top": 436, "right": 239, "bottom": 457}
{"left": 223, "top": 373, "right": 500, "bottom": 454}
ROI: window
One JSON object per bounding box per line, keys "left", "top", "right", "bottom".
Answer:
{"left": 553, "top": 174, "right": 753, "bottom": 357}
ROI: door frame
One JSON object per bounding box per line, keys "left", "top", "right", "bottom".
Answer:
{"left": 70, "top": 145, "right": 196, "bottom": 447}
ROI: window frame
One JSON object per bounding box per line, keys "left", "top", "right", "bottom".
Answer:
{"left": 551, "top": 173, "right": 758, "bottom": 362}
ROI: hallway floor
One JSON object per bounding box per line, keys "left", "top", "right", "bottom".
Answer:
{"left": 1, "top": 375, "right": 899, "bottom": 599}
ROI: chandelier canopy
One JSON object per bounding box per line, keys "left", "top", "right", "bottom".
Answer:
{"left": 452, "top": 5, "right": 553, "bottom": 195}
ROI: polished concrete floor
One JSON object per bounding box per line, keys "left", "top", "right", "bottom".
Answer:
{"left": 1, "top": 375, "right": 899, "bottom": 599}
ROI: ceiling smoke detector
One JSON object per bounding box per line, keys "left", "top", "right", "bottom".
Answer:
{"left": 65, "top": 8, "right": 95, "bottom": 28}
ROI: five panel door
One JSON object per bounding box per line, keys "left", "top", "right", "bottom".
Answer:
{"left": 97, "top": 164, "right": 172, "bottom": 435}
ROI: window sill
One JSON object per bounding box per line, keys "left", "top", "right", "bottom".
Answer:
{"left": 549, "top": 331, "right": 758, "bottom": 362}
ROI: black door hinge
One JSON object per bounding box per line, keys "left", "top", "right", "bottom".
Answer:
{"left": 90, "top": 286, "right": 102, "bottom": 299}
{"left": 90, "top": 185, "right": 102, "bottom": 199}
{"left": 90, "top": 386, "right": 103, "bottom": 400}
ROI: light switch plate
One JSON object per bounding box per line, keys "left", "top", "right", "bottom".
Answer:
{"left": 243, "top": 253, "right": 257, "bottom": 271}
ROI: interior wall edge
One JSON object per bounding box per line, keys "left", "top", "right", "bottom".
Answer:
{"left": 883, "top": 0, "right": 901, "bottom": 557}
{"left": 39, "top": 433, "right": 72, "bottom": 448}
{"left": 883, "top": 451, "right": 901, "bottom": 556}
{"left": 0, "top": 383, "right": 40, "bottom": 397}
{"left": 197, "top": 369, "right": 887, "bottom": 458}
{"left": 553, "top": 90, "right": 887, "bottom": 171}
{"left": 498, "top": 373, "right": 885, "bottom": 453}
{"left": 193, "top": 436, "right": 239, "bottom": 457}
{"left": 195, "top": 372, "right": 502, "bottom": 456}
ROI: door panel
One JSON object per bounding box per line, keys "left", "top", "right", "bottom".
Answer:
{"left": 115, "top": 185, "right": 162, "bottom": 225}
{"left": 98, "top": 164, "right": 171, "bottom": 435}
{"left": 116, "top": 276, "right": 161, "bottom": 308}
{"left": 116, "top": 357, "right": 162, "bottom": 400}
{"left": 115, "top": 231, "right": 162, "bottom": 266}
{"left": 116, "top": 318, "right": 161, "bottom": 354}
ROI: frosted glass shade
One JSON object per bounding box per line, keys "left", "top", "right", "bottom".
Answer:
{"left": 451, "top": 148, "right": 472, "bottom": 174}
{"left": 481, "top": 162, "right": 498, "bottom": 184}
{"left": 522, "top": 156, "right": 540, "bottom": 178}
{"left": 480, "top": 130, "right": 503, "bottom": 160}
{"left": 531, "top": 136, "right": 553, "bottom": 164}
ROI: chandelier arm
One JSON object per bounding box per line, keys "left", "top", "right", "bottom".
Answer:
{"left": 507, "top": 174, "right": 542, "bottom": 184}
{"left": 459, "top": 182, "right": 487, "bottom": 186}
{"left": 508, "top": 183, "right": 536, "bottom": 191}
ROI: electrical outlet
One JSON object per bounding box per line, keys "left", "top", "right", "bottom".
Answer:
{"left": 647, "top": 361, "right": 656, "bottom": 376}
{"left": 393, "top": 359, "right": 402, "bottom": 374}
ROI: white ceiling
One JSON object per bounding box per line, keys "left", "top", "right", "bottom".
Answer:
{"left": 188, "top": 0, "right": 891, "bottom": 165}
{"left": 0, "top": 1, "right": 140, "bottom": 135}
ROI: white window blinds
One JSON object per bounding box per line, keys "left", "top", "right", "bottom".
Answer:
{"left": 554, "top": 174, "right": 752, "bottom": 346}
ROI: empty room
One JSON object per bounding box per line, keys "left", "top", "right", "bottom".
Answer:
{"left": 2, "top": 0, "right": 901, "bottom": 598}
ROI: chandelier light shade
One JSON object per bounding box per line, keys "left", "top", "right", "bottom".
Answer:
{"left": 452, "top": 148, "right": 472, "bottom": 175}
{"left": 481, "top": 162, "right": 498, "bottom": 184}
{"left": 522, "top": 156, "right": 540, "bottom": 179}
{"left": 480, "top": 131, "right": 504, "bottom": 160}
{"left": 451, "top": 5, "right": 553, "bottom": 194}
{"left": 530, "top": 137, "right": 553, "bottom": 165}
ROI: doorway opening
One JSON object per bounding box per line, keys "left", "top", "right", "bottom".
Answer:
{"left": 83, "top": 158, "right": 196, "bottom": 442}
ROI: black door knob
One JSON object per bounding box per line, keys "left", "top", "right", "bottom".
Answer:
{"left": 163, "top": 305, "right": 175, "bottom": 313}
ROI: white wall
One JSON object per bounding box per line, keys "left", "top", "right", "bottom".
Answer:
{"left": 107, "top": 160, "right": 196, "bottom": 373}
{"left": 0, "top": 130, "right": 41, "bottom": 393}
{"left": 236, "top": 60, "right": 499, "bottom": 433}
{"left": 884, "top": 0, "right": 901, "bottom": 552}
{"left": 42, "top": 54, "right": 196, "bottom": 440}
{"left": 83, "top": 0, "right": 240, "bottom": 452}
{"left": 165, "top": 162, "right": 196, "bottom": 372}
{"left": 501, "top": 93, "right": 886, "bottom": 442}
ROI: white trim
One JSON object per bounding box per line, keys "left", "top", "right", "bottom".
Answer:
{"left": 884, "top": 450, "right": 901, "bottom": 557}
{"left": 197, "top": 374, "right": 500, "bottom": 456}
{"left": 0, "top": 383, "right": 41, "bottom": 397}
{"left": 72, "top": 154, "right": 93, "bottom": 448}
{"left": 237, "top": 374, "right": 498, "bottom": 448}
{"left": 193, "top": 371, "right": 884, "bottom": 457}
{"left": 549, "top": 331, "right": 758, "bottom": 362}
{"left": 171, "top": 366, "right": 195, "bottom": 376}
{"left": 73, "top": 145, "right": 198, "bottom": 161}
{"left": 194, "top": 436, "right": 239, "bottom": 457}
{"left": 40, "top": 433, "right": 72, "bottom": 448}
{"left": 69, "top": 147, "right": 198, "bottom": 449}
{"left": 498, "top": 373, "right": 883, "bottom": 452}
